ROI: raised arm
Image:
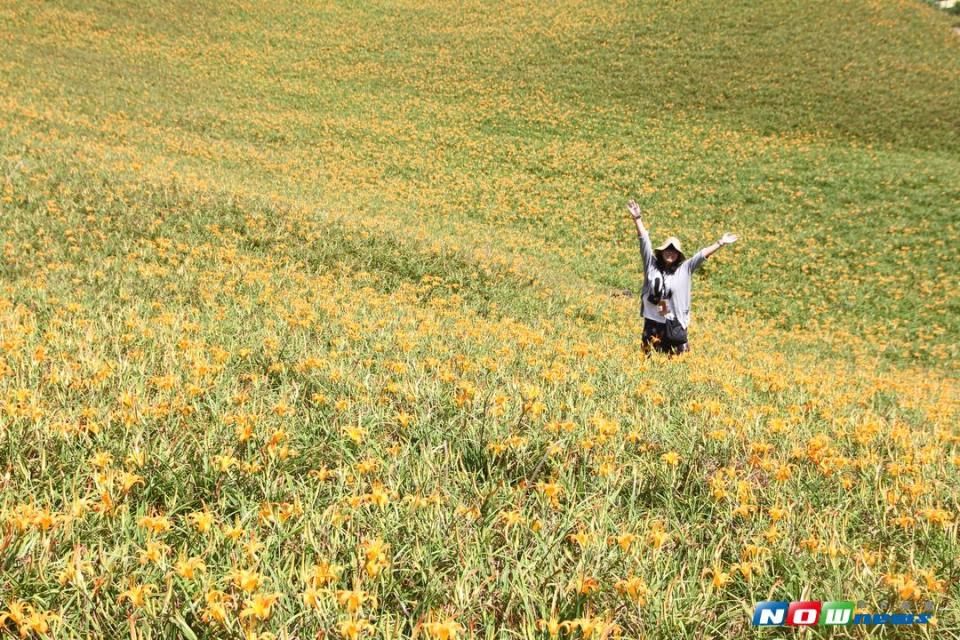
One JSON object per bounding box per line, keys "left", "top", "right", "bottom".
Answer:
{"left": 627, "top": 200, "right": 653, "bottom": 267}
{"left": 686, "top": 232, "right": 739, "bottom": 273}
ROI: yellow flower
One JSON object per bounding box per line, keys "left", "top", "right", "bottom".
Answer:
{"left": 917, "top": 568, "right": 945, "bottom": 593}
{"left": 360, "top": 538, "right": 390, "bottom": 577}
{"left": 335, "top": 589, "right": 372, "bottom": 614}
{"left": 118, "top": 582, "right": 154, "bottom": 608}
{"left": 302, "top": 587, "right": 322, "bottom": 609}
{"left": 455, "top": 381, "right": 476, "bottom": 407}
{"left": 240, "top": 592, "right": 282, "bottom": 621}
{"left": 0, "top": 601, "right": 59, "bottom": 638}
{"left": 188, "top": 509, "right": 214, "bottom": 533}
{"left": 567, "top": 531, "right": 594, "bottom": 549}
{"left": 704, "top": 564, "right": 730, "bottom": 589}
{"left": 22, "top": 605, "right": 57, "bottom": 636}
{"left": 500, "top": 510, "right": 525, "bottom": 528}
{"left": 661, "top": 451, "right": 680, "bottom": 466}
{"left": 243, "top": 537, "right": 266, "bottom": 559}
{"left": 91, "top": 451, "right": 113, "bottom": 469}
{"left": 138, "top": 514, "right": 172, "bottom": 535}
{"left": 609, "top": 532, "right": 638, "bottom": 552}
{"left": 201, "top": 590, "right": 231, "bottom": 625}
{"left": 615, "top": 576, "right": 650, "bottom": 604}
{"left": 921, "top": 507, "right": 952, "bottom": 526}
{"left": 422, "top": 619, "right": 464, "bottom": 640}
{"left": 536, "top": 617, "right": 562, "bottom": 637}
{"left": 139, "top": 540, "right": 170, "bottom": 565}
{"left": 118, "top": 471, "right": 145, "bottom": 494}
{"left": 561, "top": 617, "right": 620, "bottom": 638}
{"left": 307, "top": 559, "right": 342, "bottom": 588}
{"left": 223, "top": 520, "right": 245, "bottom": 540}
{"left": 343, "top": 426, "right": 366, "bottom": 444}
{"left": 734, "top": 561, "right": 762, "bottom": 581}
{"left": 175, "top": 555, "right": 206, "bottom": 580}
{"left": 536, "top": 481, "right": 563, "bottom": 507}
{"left": 231, "top": 569, "right": 265, "bottom": 593}
{"left": 568, "top": 575, "right": 599, "bottom": 596}
{"left": 647, "top": 522, "right": 671, "bottom": 549}
{"left": 338, "top": 617, "right": 373, "bottom": 640}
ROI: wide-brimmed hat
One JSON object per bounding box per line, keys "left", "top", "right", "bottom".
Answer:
{"left": 654, "top": 236, "right": 686, "bottom": 262}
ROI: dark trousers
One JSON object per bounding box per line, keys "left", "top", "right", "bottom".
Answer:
{"left": 642, "top": 317, "right": 689, "bottom": 355}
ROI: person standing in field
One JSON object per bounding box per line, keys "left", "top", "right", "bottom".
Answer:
{"left": 627, "top": 200, "right": 738, "bottom": 355}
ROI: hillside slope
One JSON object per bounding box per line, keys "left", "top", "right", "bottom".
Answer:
{"left": 2, "top": 0, "right": 959, "bottom": 366}
{"left": 1, "top": 1, "right": 958, "bottom": 638}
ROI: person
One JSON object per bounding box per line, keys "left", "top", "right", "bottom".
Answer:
{"left": 627, "top": 200, "right": 738, "bottom": 355}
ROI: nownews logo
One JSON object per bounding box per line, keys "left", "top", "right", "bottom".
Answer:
{"left": 752, "top": 601, "right": 934, "bottom": 627}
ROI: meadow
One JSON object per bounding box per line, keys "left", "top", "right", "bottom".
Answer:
{"left": 1, "top": 0, "right": 959, "bottom": 638}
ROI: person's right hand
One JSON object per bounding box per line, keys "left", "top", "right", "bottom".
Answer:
{"left": 627, "top": 200, "right": 642, "bottom": 221}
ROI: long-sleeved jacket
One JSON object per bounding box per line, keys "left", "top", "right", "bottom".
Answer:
{"left": 638, "top": 228, "right": 706, "bottom": 330}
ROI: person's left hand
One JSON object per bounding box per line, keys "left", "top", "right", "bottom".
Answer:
{"left": 719, "top": 232, "right": 739, "bottom": 246}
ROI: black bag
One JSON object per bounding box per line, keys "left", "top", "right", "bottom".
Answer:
{"left": 664, "top": 317, "right": 687, "bottom": 343}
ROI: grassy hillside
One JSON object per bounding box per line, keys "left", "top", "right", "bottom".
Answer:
{"left": 1, "top": 1, "right": 958, "bottom": 638}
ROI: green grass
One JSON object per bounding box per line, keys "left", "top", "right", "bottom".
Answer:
{"left": 3, "top": 0, "right": 958, "bottom": 366}
{"left": 0, "top": 1, "right": 958, "bottom": 638}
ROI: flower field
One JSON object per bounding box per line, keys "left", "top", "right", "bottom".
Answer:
{"left": 1, "top": 1, "right": 958, "bottom": 638}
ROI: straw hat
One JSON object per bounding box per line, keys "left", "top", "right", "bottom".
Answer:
{"left": 654, "top": 236, "right": 686, "bottom": 262}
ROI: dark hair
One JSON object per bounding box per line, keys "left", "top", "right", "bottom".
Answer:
{"left": 655, "top": 253, "right": 683, "bottom": 274}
